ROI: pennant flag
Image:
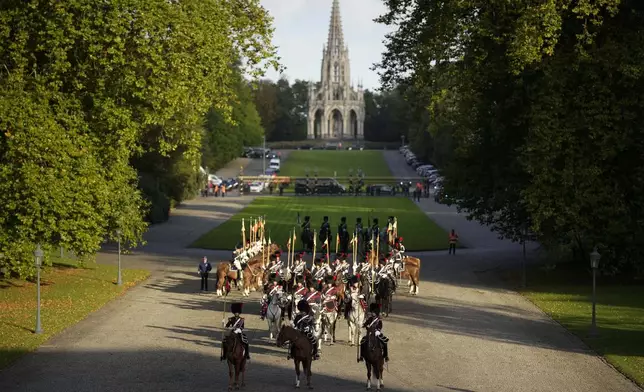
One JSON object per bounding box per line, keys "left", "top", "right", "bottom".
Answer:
{"left": 241, "top": 218, "right": 245, "bottom": 231}
{"left": 287, "top": 238, "right": 291, "bottom": 248}
{"left": 324, "top": 238, "right": 329, "bottom": 246}
{"left": 293, "top": 232, "right": 297, "bottom": 242}
{"left": 269, "top": 236, "right": 272, "bottom": 244}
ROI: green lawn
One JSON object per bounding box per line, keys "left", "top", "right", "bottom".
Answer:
{"left": 506, "top": 265, "right": 644, "bottom": 388}
{"left": 0, "top": 257, "right": 149, "bottom": 369}
{"left": 190, "top": 196, "right": 450, "bottom": 251}
{"left": 280, "top": 150, "right": 392, "bottom": 178}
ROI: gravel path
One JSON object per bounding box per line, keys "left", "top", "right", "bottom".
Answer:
{"left": 0, "top": 151, "right": 640, "bottom": 392}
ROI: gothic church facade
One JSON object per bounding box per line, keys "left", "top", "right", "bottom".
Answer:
{"left": 307, "top": 0, "right": 365, "bottom": 140}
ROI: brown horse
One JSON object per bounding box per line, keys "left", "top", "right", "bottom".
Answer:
{"left": 362, "top": 328, "right": 385, "bottom": 390}
{"left": 222, "top": 331, "right": 246, "bottom": 391}
{"left": 277, "top": 325, "right": 313, "bottom": 389}
{"left": 216, "top": 256, "right": 267, "bottom": 296}
{"left": 400, "top": 262, "right": 420, "bottom": 295}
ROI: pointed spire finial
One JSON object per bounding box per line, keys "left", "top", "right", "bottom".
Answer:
{"left": 327, "top": 0, "right": 345, "bottom": 54}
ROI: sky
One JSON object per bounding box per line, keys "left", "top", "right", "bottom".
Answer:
{"left": 259, "top": 0, "right": 394, "bottom": 91}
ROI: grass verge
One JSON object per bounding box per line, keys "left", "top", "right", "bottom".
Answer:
{"left": 279, "top": 150, "right": 392, "bottom": 178}
{"left": 502, "top": 264, "right": 644, "bottom": 388}
{"left": 0, "top": 257, "right": 149, "bottom": 369}
{"left": 190, "top": 196, "right": 451, "bottom": 251}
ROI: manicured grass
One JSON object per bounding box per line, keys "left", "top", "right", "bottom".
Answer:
{"left": 190, "top": 196, "right": 450, "bottom": 251}
{"left": 0, "top": 257, "right": 149, "bottom": 369}
{"left": 506, "top": 265, "right": 644, "bottom": 388}
{"left": 280, "top": 150, "right": 392, "bottom": 178}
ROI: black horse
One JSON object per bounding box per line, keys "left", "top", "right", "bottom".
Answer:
{"left": 374, "top": 277, "right": 393, "bottom": 317}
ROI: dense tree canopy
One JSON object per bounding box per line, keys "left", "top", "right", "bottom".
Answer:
{"left": 376, "top": 0, "right": 644, "bottom": 274}
{"left": 0, "top": 0, "right": 278, "bottom": 277}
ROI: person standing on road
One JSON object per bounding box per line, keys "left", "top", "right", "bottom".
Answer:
{"left": 198, "top": 256, "right": 212, "bottom": 291}
{"left": 448, "top": 229, "right": 459, "bottom": 255}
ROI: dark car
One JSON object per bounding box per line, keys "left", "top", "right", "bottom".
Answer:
{"left": 294, "top": 177, "right": 345, "bottom": 195}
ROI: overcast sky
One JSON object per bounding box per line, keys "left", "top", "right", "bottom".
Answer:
{"left": 259, "top": 0, "right": 393, "bottom": 90}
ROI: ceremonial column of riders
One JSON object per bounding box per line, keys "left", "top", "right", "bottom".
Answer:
{"left": 218, "top": 215, "right": 422, "bottom": 390}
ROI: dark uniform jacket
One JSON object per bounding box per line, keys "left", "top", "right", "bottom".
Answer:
{"left": 363, "top": 314, "right": 383, "bottom": 331}
{"left": 294, "top": 313, "right": 314, "bottom": 333}
{"left": 226, "top": 316, "right": 245, "bottom": 331}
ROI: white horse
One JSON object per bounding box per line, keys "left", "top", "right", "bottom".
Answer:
{"left": 347, "top": 290, "right": 365, "bottom": 346}
{"left": 317, "top": 306, "right": 338, "bottom": 347}
{"left": 266, "top": 291, "right": 286, "bottom": 340}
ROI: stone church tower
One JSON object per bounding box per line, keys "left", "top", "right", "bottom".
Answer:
{"left": 307, "top": 0, "right": 365, "bottom": 140}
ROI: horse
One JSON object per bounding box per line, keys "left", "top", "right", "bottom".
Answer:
{"left": 277, "top": 325, "right": 313, "bottom": 389}
{"left": 374, "top": 277, "right": 393, "bottom": 317}
{"left": 222, "top": 331, "right": 246, "bottom": 391}
{"left": 346, "top": 290, "right": 366, "bottom": 346}
{"left": 400, "top": 256, "right": 421, "bottom": 294}
{"left": 317, "top": 300, "right": 338, "bottom": 346}
{"left": 266, "top": 291, "right": 288, "bottom": 340}
{"left": 215, "top": 259, "right": 261, "bottom": 296}
{"left": 362, "top": 328, "right": 385, "bottom": 390}
{"left": 400, "top": 263, "right": 420, "bottom": 295}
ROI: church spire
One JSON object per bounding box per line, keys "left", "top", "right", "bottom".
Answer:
{"left": 326, "top": 0, "right": 344, "bottom": 54}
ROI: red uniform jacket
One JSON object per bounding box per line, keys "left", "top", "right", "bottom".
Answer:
{"left": 294, "top": 286, "right": 309, "bottom": 298}
{"left": 322, "top": 287, "right": 338, "bottom": 311}
{"left": 305, "top": 290, "right": 321, "bottom": 305}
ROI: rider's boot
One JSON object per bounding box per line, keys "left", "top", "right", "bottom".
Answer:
{"left": 383, "top": 342, "right": 389, "bottom": 362}
{"left": 287, "top": 343, "right": 292, "bottom": 360}
{"left": 244, "top": 342, "right": 250, "bottom": 360}
{"left": 357, "top": 341, "right": 365, "bottom": 362}
{"left": 239, "top": 270, "right": 244, "bottom": 286}
{"left": 260, "top": 303, "right": 267, "bottom": 320}
{"left": 312, "top": 342, "right": 320, "bottom": 360}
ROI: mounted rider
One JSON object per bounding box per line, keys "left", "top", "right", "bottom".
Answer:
{"left": 301, "top": 216, "right": 312, "bottom": 252}
{"left": 292, "top": 252, "right": 306, "bottom": 277}
{"left": 293, "top": 275, "right": 309, "bottom": 304}
{"left": 312, "top": 258, "right": 331, "bottom": 290}
{"left": 260, "top": 279, "right": 283, "bottom": 320}
{"left": 292, "top": 300, "right": 320, "bottom": 360}
{"left": 268, "top": 251, "right": 283, "bottom": 277}
{"left": 305, "top": 283, "right": 322, "bottom": 310}
{"left": 322, "top": 276, "right": 338, "bottom": 312}
{"left": 344, "top": 275, "right": 363, "bottom": 319}
{"left": 222, "top": 302, "right": 251, "bottom": 361}
{"left": 319, "top": 216, "right": 331, "bottom": 253}
{"left": 359, "top": 303, "right": 389, "bottom": 362}
{"left": 338, "top": 216, "right": 349, "bottom": 254}
{"left": 230, "top": 251, "right": 248, "bottom": 284}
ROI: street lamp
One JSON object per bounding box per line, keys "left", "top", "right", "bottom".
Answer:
{"left": 116, "top": 229, "right": 122, "bottom": 285}
{"left": 34, "top": 244, "right": 44, "bottom": 334}
{"left": 401, "top": 135, "right": 405, "bottom": 147}
{"left": 589, "top": 247, "right": 601, "bottom": 337}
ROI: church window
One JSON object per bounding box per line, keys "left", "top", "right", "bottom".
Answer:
{"left": 334, "top": 63, "right": 339, "bottom": 82}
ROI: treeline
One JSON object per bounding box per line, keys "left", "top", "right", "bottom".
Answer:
{"left": 252, "top": 78, "right": 411, "bottom": 144}
{"left": 0, "top": 0, "right": 277, "bottom": 277}
{"left": 376, "top": 0, "right": 644, "bottom": 275}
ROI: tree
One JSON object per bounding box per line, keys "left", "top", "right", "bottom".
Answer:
{"left": 0, "top": 0, "right": 279, "bottom": 277}
{"left": 375, "top": 0, "right": 644, "bottom": 275}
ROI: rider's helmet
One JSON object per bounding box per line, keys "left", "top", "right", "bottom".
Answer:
{"left": 369, "top": 302, "right": 380, "bottom": 315}
{"left": 231, "top": 302, "right": 243, "bottom": 315}
{"left": 297, "top": 299, "right": 310, "bottom": 313}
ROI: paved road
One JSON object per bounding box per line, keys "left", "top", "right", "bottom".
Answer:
{"left": 0, "top": 151, "right": 641, "bottom": 392}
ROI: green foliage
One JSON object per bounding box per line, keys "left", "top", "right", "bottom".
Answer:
{"left": 375, "top": 0, "right": 644, "bottom": 274}
{"left": 0, "top": 0, "right": 279, "bottom": 277}
{"left": 252, "top": 77, "right": 308, "bottom": 141}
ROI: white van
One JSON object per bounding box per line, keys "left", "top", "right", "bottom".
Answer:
{"left": 269, "top": 158, "right": 280, "bottom": 172}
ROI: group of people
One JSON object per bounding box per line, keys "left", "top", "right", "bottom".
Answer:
{"left": 222, "top": 299, "right": 389, "bottom": 363}
{"left": 300, "top": 215, "right": 401, "bottom": 260}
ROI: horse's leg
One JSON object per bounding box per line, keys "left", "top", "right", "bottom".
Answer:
{"left": 228, "top": 361, "right": 234, "bottom": 392}
{"left": 217, "top": 275, "right": 225, "bottom": 296}
{"left": 240, "top": 360, "right": 246, "bottom": 387}
{"left": 234, "top": 361, "right": 240, "bottom": 390}
{"left": 331, "top": 318, "right": 337, "bottom": 343}
{"left": 306, "top": 358, "right": 312, "bottom": 389}
{"left": 366, "top": 362, "right": 372, "bottom": 390}
{"left": 379, "top": 361, "right": 384, "bottom": 388}
{"left": 294, "top": 359, "right": 301, "bottom": 388}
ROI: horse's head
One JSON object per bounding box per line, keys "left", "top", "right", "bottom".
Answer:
{"left": 276, "top": 325, "right": 291, "bottom": 347}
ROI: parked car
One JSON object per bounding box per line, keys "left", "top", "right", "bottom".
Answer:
{"left": 249, "top": 181, "right": 265, "bottom": 193}
{"left": 208, "top": 174, "right": 222, "bottom": 186}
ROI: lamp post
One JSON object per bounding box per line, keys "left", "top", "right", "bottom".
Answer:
{"left": 262, "top": 135, "right": 266, "bottom": 175}
{"left": 34, "top": 244, "right": 44, "bottom": 334}
{"left": 401, "top": 135, "right": 405, "bottom": 147}
{"left": 589, "top": 247, "right": 601, "bottom": 337}
{"left": 116, "top": 229, "right": 122, "bottom": 285}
